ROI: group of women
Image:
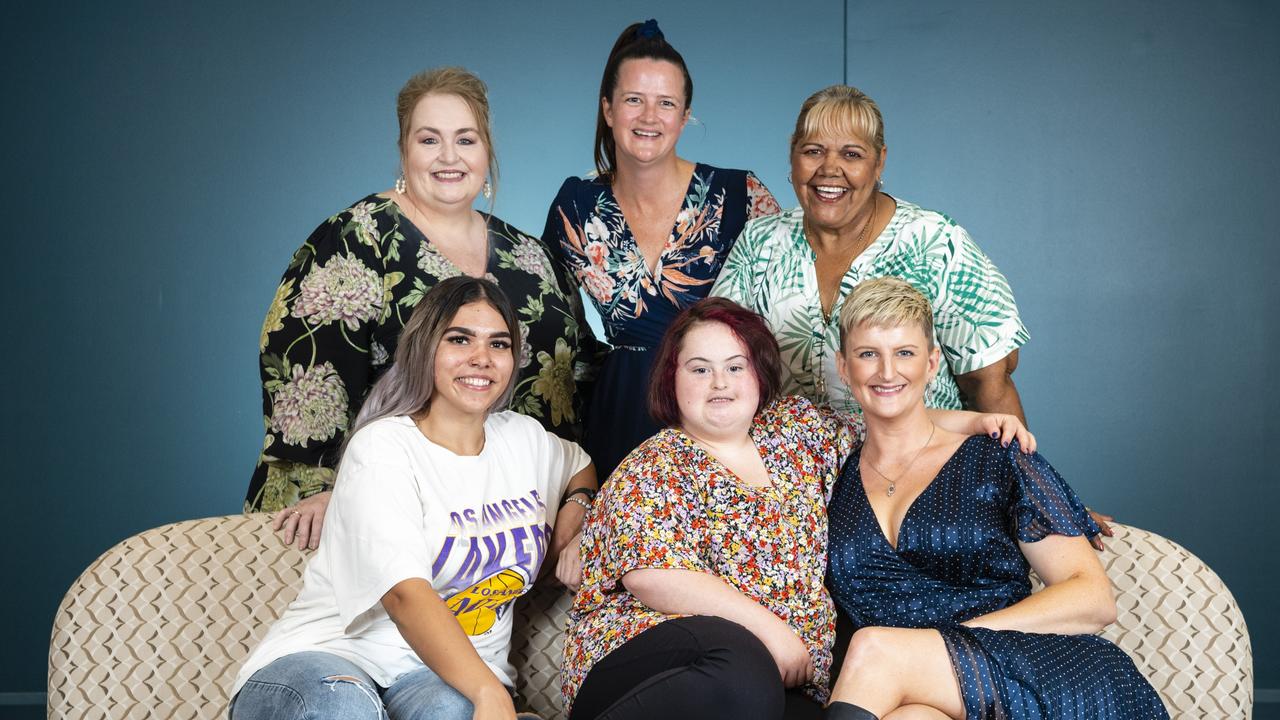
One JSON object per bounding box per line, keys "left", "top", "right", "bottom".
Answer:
{"left": 232, "top": 18, "right": 1165, "bottom": 720}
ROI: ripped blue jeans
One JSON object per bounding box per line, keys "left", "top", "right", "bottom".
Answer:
{"left": 229, "top": 651, "right": 472, "bottom": 720}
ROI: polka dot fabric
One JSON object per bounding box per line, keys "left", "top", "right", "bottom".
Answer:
{"left": 827, "top": 435, "right": 1169, "bottom": 719}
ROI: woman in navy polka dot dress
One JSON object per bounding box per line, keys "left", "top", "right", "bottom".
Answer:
{"left": 823, "top": 278, "right": 1167, "bottom": 720}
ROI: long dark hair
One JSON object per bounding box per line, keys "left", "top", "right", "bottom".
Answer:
{"left": 593, "top": 19, "right": 694, "bottom": 181}
{"left": 343, "top": 276, "right": 521, "bottom": 454}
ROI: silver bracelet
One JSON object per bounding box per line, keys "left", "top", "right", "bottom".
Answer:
{"left": 563, "top": 496, "right": 592, "bottom": 512}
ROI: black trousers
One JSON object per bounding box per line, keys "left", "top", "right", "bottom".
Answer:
{"left": 569, "top": 615, "right": 824, "bottom": 720}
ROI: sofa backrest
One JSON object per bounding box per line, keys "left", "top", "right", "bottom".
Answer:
{"left": 48, "top": 515, "right": 1251, "bottom": 719}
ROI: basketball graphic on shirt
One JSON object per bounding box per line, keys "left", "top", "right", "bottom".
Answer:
{"left": 445, "top": 567, "right": 528, "bottom": 636}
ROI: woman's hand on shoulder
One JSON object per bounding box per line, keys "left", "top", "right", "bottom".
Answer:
{"left": 272, "top": 490, "right": 331, "bottom": 550}
{"left": 978, "top": 413, "right": 1035, "bottom": 454}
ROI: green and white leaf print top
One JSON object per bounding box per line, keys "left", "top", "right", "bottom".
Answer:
{"left": 711, "top": 199, "right": 1028, "bottom": 417}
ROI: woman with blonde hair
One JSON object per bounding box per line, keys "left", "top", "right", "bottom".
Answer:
{"left": 823, "top": 277, "right": 1165, "bottom": 720}
{"left": 249, "top": 67, "right": 598, "bottom": 551}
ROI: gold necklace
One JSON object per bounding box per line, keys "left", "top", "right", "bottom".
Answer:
{"left": 864, "top": 423, "right": 935, "bottom": 497}
{"left": 815, "top": 193, "right": 878, "bottom": 321}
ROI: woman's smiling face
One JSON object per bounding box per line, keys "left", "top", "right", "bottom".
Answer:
{"left": 790, "top": 130, "right": 885, "bottom": 237}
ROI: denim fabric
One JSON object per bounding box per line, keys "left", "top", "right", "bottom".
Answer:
{"left": 230, "top": 651, "right": 472, "bottom": 720}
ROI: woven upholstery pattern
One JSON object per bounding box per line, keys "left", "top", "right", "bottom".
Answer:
{"left": 1029, "top": 523, "right": 1252, "bottom": 718}
{"left": 50, "top": 516, "right": 1250, "bottom": 719}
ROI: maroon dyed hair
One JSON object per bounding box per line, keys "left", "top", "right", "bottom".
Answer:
{"left": 648, "top": 297, "right": 783, "bottom": 428}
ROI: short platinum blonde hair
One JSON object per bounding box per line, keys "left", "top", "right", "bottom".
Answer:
{"left": 839, "top": 277, "right": 935, "bottom": 350}
{"left": 790, "top": 85, "right": 885, "bottom": 155}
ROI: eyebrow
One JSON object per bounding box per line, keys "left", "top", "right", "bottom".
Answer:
{"left": 415, "top": 126, "right": 479, "bottom": 135}
{"left": 443, "top": 326, "right": 512, "bottom": 338}
{"left": 684, "top": 354, "right": 748, "bottom": 364}
{"left": 850, "top": 344, "right": 920, "bottom": 351}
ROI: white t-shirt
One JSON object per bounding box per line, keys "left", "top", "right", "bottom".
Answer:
{"left": 232, "top": 411, "right": 589, "bottom": 696}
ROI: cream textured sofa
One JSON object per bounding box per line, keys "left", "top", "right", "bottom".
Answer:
{"left": 49, "top": 515, "right": 1252, "bottom": 719}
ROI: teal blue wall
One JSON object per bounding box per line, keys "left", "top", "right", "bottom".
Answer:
{"left": 3, "top": 0, "right": 1275, "bottom": 714}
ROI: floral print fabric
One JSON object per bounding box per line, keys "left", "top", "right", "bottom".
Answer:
{"left": 561, "top": 396, "right": 857, "bottom": 709}
{"left": 247, "top": 194, "right": 598, "bottom": 512}
{"left": 544, "top": 164, "right": 780, "bottom": 348}
{"left": 712, "top": 200, "right": 1029, "bottom": 416}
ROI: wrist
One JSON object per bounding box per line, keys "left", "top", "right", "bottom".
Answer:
{"left": 559, "top": 486, "right": 596, "bottom": 508}
{"left": 466, "top": 681, "right": 512, "bottom": 707}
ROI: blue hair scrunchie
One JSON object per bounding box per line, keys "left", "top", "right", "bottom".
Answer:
{"left": 638, "top": 18, "right": 663, "bottom": 40}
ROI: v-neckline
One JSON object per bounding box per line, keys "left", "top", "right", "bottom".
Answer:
{"left": 393, "top": 198, "right": 494, "bottom": 278}
{"left": 855, "top": 435, "right": 979, "bottom": 552}
{"left": 806, "top": 194, "right": 901, "bottom": 326}
{"left": 608, "top": 162, "right": 701, "bottom": 277}
{"left": 676, "top": 421, "right": 780, "bottom": 496}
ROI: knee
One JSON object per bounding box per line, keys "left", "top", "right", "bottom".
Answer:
{"left": 842, "top": 627, "right": 899, "bottom": 674}
{"left": 231, "top": 673, "right": 385, "bottom": 720}
{"left": 318, "top": 675, "right": 387, "bottom": 719}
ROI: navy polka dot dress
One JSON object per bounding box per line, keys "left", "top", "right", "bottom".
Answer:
{"left": 827, "top": 435, "right": 1168, "bottom": 719}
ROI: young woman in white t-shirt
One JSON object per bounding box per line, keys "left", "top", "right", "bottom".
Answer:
{"left": 231, "top": 276, "right": 597, "bottom": 720}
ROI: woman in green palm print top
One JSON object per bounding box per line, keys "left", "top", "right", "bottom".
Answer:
{"left": 713, "top": 84, "right": 1029, "bottom": 422}
{"left": 248, "top": 69, "right": 599, "bottom": 545}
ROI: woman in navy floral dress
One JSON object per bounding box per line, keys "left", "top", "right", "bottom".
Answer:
{"left": 824, "top": 278, "right": 1166, "bottom": 720}
{"left": 541, "top": 19, "right": 780, "bottom": 480}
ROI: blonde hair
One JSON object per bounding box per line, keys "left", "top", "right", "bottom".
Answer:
{"left": 790, "top": 85, "right": 885, "bottom": 155}
{"left": 839, "top": 277, "right": 934, "bottom": 350}
{"left": 396, "top": 67, "right": 499, "bottom": 197}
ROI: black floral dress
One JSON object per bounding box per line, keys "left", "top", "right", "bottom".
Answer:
{"left": 247, "top": 194, "right": 599, "bottom": 512}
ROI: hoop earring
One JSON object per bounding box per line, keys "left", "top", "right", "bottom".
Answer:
{"left": 876, "top": 176, "right": 884, "bottom": 191}
{"left": 787, "top": 173, "right": 792, "bottom": 183}
{"left": 395, "top": 173, "right": 406, "bottom": 194}
{"left": 482, "top": 178, "right": 492, "bottom": 200}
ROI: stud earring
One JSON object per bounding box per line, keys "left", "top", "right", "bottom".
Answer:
{"left": 482, "top": 178, "right": 492, "bottom": 200}
{"left": 395, "top": 173, "right": 406, "bottom": 194}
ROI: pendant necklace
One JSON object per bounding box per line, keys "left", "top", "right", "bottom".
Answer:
{"left": 865, "top": 423, "right": 935, "bottom": 497}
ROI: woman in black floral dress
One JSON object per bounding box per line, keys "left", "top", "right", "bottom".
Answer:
{"left": 248, "top": 67, "right": 598, "bottom": 548}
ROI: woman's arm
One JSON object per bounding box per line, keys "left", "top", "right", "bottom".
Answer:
{"left": 551, "top": 463, "right": 597, "bottom": 553}
{"left": 954, "top": 350, "right": 1026, "bottom": 422}
{"left": 962, "top": 533, "right": 1116, "bottom": 635}
{"left": 925, "top": 406, "right": 1035, "bottom": 453}
{"left": 623, "top": 568, "right": 814, "bottom": 687}
{"left": 382, "top": 578, "right": 516, "bottom": 720}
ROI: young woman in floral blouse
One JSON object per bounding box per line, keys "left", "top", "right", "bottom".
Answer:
{"left": 248, "top": 68, "right": 599, "bottom": 549}
{"left": 541, "top": 19, "right": 780, "bottom": 482}
{"left": 561, "top": 298, "right": 1034, "bottom": 720}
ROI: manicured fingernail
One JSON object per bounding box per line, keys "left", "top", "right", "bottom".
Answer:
{"left": 991, "top": 431, "right": 999, "bottom": 438}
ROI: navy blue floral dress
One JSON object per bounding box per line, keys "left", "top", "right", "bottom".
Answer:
{"left": 827, "top": 435, "right": 1168, "bottom": 719}
{"left": 541, "top": 164, "right": 779, "bottom": 479}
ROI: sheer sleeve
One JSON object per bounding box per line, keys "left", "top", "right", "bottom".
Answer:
{"left": 1006, "top": 443, "right": 1101, "bottom": 542}
{"left": 744, "top": 171, "right": 782, "bottom": 220}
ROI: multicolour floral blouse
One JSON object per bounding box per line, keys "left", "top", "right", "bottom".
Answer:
{"left": 247, "top": 194, "right": 599, "bottom": 512}
{"left": 561, "top": 396, "right": 859, "bottom": 709}
{"left": 542, "top": 164, "right": 780, "bottom": 348}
